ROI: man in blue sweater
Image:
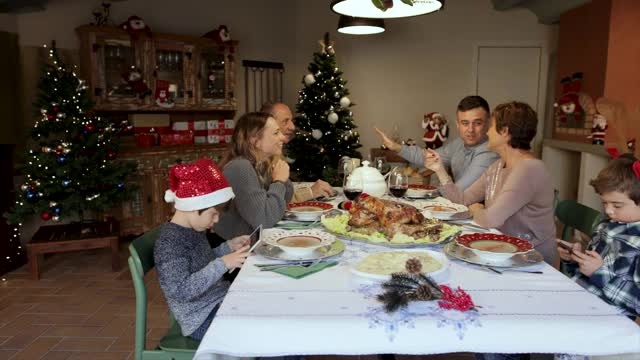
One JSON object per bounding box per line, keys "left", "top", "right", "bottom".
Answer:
{"left": 154, "top": 158, "right": 251, "bottom": 340}
{"left": 375, "top": 95, "right": 499, "bottom": 191}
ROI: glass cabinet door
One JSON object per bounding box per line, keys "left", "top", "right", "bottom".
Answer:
{"left": 97, "top": 38, "right": 143, "bottom": 104}
{"left": 200, "top": 47, "right": 226, "bottom": 105}
{"left": 153, "top": 43, "right": 188, "bottom": 106}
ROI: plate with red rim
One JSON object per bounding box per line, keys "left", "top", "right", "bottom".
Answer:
{"left": 287, "top": 201, "right": 334, "bottom": 221}
{"left": 455, "top": 233, "right": 533, "bottom": 262}
{"left": 422, "top": 202, "right": 469, "bottom": 219}
{"left": 406, "top": 184, "right": 438, "bottom": 198}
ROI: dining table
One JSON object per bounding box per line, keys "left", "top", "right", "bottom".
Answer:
{"left": 194, "top": 194, "right": 640, "bottom": 359}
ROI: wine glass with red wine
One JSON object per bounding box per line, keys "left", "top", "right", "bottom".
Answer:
{"left": 343, "top": 174, "right": 364, "bottom": 201}
{"left": 388, "top": 171, "right": 409, "bottom": 198}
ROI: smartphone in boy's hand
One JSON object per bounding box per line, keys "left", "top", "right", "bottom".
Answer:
{"left": 247, "top": 225, "right": 263, "bottom": 253}
{"left": 557, "top": 241, "right": 574, "bottom": 253}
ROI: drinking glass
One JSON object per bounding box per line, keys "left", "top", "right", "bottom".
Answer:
{"left": 338, "top": 156, "right": 354, "bottom": 177}
{"left": 388, "top": 170, "right": 409, "bottom": 198}
{"left": 343, "top": 174, "right": 363, "bottom": 201}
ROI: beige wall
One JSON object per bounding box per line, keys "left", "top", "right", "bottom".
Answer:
{"left": 13, "top": 0, "right": 556, "bottom": 156}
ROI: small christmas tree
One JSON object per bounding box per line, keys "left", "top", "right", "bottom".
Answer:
{"left": 287, "top": 33, "right": 361, "bottom": 185}
{"left": 4, "top": 42, "right": 136, "bottom": 226}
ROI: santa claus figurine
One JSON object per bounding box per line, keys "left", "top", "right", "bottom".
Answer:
{"left": 588, "top": 113, "right": 607, "bottom": 145}
{"left": 422, "top": 112, "right": 448, "bottom": 149}
{"left": 155, "top": 80, "right": 174, "bottom": 108}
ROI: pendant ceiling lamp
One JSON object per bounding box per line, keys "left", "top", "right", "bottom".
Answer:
{"left": 331, "top": 0, "right": 443, "bottom": 19}
{"left": 337, "top": 16, "right": 385, "bottom": 35}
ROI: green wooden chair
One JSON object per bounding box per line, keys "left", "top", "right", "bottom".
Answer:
{"left": 555, "top": 200, "right": 603, "bottom": 275}
{"left": 128, "top": 227, "right": 200, "bottom": 360}
{"left": 555, "top": 200, "right": 603, "bottom": 243}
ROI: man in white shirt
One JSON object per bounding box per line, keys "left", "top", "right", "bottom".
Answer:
{"left": 375, "top": 95, "right": 499, "bottom": 190}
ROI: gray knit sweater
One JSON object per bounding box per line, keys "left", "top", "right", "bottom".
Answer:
{"left": 154, "top": 222, "right": 231, "bottom": 336}
{"left": 215, "top": 158, "right": 294, "bottom": 239}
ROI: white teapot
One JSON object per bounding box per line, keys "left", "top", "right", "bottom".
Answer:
{"left": 349, "top": 160, "right": 387, "bottom": 197}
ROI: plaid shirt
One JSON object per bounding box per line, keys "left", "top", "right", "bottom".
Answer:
{"left": 565, "top": 219, "right": 640, "bottom": 317}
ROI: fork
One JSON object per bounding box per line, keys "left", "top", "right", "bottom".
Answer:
{"left": 483, "top": 266, "right": 543, "bottom": 274}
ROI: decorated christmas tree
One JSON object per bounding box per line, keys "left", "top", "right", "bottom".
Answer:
{"left": 287, "top": 33, "right": 361, "bottom": 185}
{"left": 4, "top": 43, "right": 136, "bottom": 226}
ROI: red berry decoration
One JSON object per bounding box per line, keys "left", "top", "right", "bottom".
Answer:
{"left": 40, "top": 212, "right": 52, "bottom": 220}
{"left": 438, "top": 285, "right": 477, "bottom": 312}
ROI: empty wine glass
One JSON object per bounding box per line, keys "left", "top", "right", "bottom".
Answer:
{"left": 343, "top": 173, "right": 363, "bottom": 201}
{"left": 388, "top": 170, "right": 409, "bottom": 198}
{"left": 338, "top": 156, "right": 354, "bottom": 177}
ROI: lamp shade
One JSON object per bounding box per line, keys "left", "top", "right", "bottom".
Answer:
{"left": 338, "top": 16, "right": 385, "bottom": 35}
{"left": 331, "top": 0, "right": 442, "bottom": 19}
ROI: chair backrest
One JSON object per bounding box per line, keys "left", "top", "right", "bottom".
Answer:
{"left": 129, "top": 226, "right": 162, "bottom": 276}
{"left": 555, "top": 200, "right": 603, "bottom": 242}
{"left": 128, "top": 227, "right": 161, "bottom": 360}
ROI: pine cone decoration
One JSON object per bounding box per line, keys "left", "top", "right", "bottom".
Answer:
{"left": 405, "top": 258, "right": 423, "bottom": 274}
{"left": 414, "top": 284, "right": 437, "bottom": 301}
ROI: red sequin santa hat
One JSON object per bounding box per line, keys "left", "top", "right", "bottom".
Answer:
{"left": 164, "top": 158, "right": 234, "bottom": 211}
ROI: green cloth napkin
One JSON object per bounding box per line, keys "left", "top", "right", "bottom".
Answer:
{"left": 269, "top": 261, "right": 338, "bottom": 279}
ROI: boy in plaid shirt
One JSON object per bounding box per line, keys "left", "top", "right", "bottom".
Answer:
{"left": 558, "top": 154, "right": 640, "bottom": 319}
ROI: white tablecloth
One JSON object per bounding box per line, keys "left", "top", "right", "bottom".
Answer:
{"left": 195, "top": 197, "right": 640, "bottom": 359}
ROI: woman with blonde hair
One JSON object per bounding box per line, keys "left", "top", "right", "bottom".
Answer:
{"left": 214, "top": 112, "right": 293, "bottom": 240}
{"left": 424, "top": 101, "right": 557, "bottom": 267}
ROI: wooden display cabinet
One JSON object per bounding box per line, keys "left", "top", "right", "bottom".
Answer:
{"left": 76, "top": 25, "right": 238, "bottom": 235}
{"left": 76, "top": 25, "right": 237, "bottom": 111}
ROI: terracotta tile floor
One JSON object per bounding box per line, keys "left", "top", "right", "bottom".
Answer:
{"left": 0, "top": 242, "right": 475, "bottom": 360}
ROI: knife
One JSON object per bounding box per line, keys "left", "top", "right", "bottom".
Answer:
{"left": 447, "top": 221, "right": 488, "bottom": 232}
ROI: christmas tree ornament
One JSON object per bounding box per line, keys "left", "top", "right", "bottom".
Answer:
{"left": 40, "top": 212, "right": 52, "bottom": 220}
{"left": 85, "top": 123, "right": 96, "bottom": 133}
{"left": 56, "top": 112, "right": 65, "bottom": 119}
{"left": 51, "top": 215, "right": 60, "bottom": 222}
{"left": 339, "top": 96, "right": 351, "bottom": 107}
{"left": 587, "top": 113, "right": 607, "bottom": 145}
{"left": 327, "top": 112, "right": 339, "bottom": 124}
{"left": 20, "top": 184, "right": 29, "bottom": 192}
{"left": 61, "top": 180, "right": 72, "bottom": 188}
{"left": 334, "top": 92, "right": 340, "bottom": 98}
{"left": 56, "top": 145, "right": 64, "bottom": 154}
{"left": 329, "top": 105, "right": 334, "bottom": 111}
{"left": 312, "top": 129, "right": 323, "bottom": 139}
{"left": 116, "top": 183, "right": 125, "bottom": 189}
{"left": 41, "top": 147, "right": 51, "bottom": 153}
{"left": 40, "top": 109, "right": 47, "bottom": 115}
{"left": 26, "top": 192, "right": 35, "bottom": 201}
{"left": 49, "top": 201, "right": 57, "bottom": 207}
{"left": 54, "top": 207, "right": 61, "bottom": 215}
{"left": 57, "top": 155, "right": 66, "bottom": 164}
{"left": 106, "top": 151, "right": 117, "bottom": 160}
{"left": 304, "top": 74, "right": 316, "bottom": 86}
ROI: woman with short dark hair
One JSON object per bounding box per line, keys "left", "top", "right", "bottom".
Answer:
{"left": 425, "top": 101, "right": 557, "bottom": 266}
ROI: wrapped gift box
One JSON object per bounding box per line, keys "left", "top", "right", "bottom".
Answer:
{"left": 194, "top": 128, "right": 233, "bottom": 144}
{"left": 134, "top": 126, "right": 171, "bottom": 134}
{"left": 135, "top": 134, "right": 156, "bottom": 147}
{"left": 160, "top": 133, "right": 194, "bottom": 146}
{"left": 129, "top": 114, "right": 170, "bottom": 128}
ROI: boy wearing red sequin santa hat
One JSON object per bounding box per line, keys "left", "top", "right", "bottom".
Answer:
{"left": 154, "top": 157, "right": 251, "bottom": 340}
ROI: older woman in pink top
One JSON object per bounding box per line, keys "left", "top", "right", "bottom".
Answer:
{"left": 424, "top": 101, "right": 557, "bottom": 265}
